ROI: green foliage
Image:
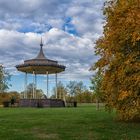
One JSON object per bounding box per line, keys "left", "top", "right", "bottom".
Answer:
{"left": 94, "top": 0, "right": 140, "bottom": 121}
{"left": 66, "top": 90, "right": 94, "bottom": 103}
{"left": 0, "top": 65, "right": 11, "bottom": 92}
{"left": 90, "top": 71, "right": 104, "bottom": 110}
{"left": 75, "top": 90, "right": 94, "bottom": 103}
{"left": 90, "top": 71, "right": 104, "bottom": 102}
{"left": 51, "top": 81, "right": 94, "bottom": 103}
{"left": 66, "top": 81, "right": 88, "bottom": 102}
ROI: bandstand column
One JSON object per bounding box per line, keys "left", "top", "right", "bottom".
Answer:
{"left": 35, "top": 73, "right": 37, "bottom": 99}
{"left": 24, "top": 72, "right": 27, "bottom": 99}
{"left": 32, "top": 71, "right": 35, "bottom": 99}
{"left": 46, "top": 71, "right": 49, "bottom": 98}
{"left": 55, "top": 73, "right": 58, "bottom": 99}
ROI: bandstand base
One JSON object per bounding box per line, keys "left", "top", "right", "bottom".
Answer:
{"left": 19, "top": 99, "right": 65, "bottom": 107}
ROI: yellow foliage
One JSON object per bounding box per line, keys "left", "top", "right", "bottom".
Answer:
{"left": 118, "top": 91, "right": 129, "bottom": 101}
{"left": 93, "top": 0, "right": 140, "bottom": 121}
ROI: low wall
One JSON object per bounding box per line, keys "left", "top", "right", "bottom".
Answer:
{"left": 19, "top": 99, "right": 65, "bottom": 107}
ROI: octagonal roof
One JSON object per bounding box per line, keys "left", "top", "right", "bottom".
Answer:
{"left": 16, "top": 39, "right": 65, "bottom": 74}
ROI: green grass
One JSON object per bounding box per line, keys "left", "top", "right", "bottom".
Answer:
{"left": 0, "top": 104, "right": 139, "bottom": 140}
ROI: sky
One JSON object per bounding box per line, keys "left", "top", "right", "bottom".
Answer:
{"left": 0, "top": 0, "right": 105, "bottom": 95}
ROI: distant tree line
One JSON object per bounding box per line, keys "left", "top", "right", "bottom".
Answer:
{"left": 0, "top": 91, "right": 20, "bottom": 105}
{"left": 51, "top": 81, "right": 102, "bottom": 104}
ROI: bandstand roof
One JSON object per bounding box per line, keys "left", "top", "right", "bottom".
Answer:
{"left": 16, "top": 40, "right": 66, "bottom": 74}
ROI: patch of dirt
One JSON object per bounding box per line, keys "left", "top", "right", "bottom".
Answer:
{"left": 29, "top": 127, "right": 59, "bottom": 139}
{"left": 37, "top": 133, "right": 58, "bottom": 139}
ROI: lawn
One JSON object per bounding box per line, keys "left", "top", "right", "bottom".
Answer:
{"left": 0, "top": 104, "right": 139, "bottom": 140}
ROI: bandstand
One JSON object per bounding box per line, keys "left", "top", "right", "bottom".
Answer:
{"left": 16, "top": 39, "right": 66, "bottom": 107}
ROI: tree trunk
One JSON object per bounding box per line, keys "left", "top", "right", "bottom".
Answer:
{"left": 96, "top": 97, "right": 99, "bottom": 110}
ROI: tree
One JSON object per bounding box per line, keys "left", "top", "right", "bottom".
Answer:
{"left": 52, "top": 81, "right": 67, "bottom": 100}
{"left": 66, "top": 81, "right": 77, "bottom": 97}
{"left": 0, "top": 91, "right": 20, "bottom": 105}
{"left": 75, "top": 81, "right": 87, "bottom": 95}
{"left": 90, "top": 71, "right": 103, "bottom": 110}
{"left": 0, "top": 65, "right": 11, "bottom": 93}
{"left": 22, "top": 83, "right": 44, "bottom": 99}
{"left": 76, "top": 90, "right": 93, "bottom": 103}
{"left": 66, "top": 81, "right": 86, "bottom": 99}
{"left": 93, "top": 0, "right": 140, "bottom": 121}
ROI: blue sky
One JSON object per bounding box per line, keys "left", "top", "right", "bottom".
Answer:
{"left": 0, "top": 0, "right": 105, "bottom": 95}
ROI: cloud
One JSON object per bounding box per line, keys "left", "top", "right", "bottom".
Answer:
{"left": 0, "top": 0, "right": 71, "bottom": 32}
{"left": 0, "top": 0, "right": 104, "bottom": 36}
{"left": 0, "top": 28, "right": 96, "bottom": 80}
{"left": 0, "top": 0, "right": 105, "bottom": 91}
{"left": 66, "top": 0, "right": 105, "bottom": 40}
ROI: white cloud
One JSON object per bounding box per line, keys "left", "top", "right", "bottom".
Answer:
{"left": 0, "top": 0, "right": 105, "bottom": 90}
{"left": 0, "top": 0, "right": 105, "bottom": 37}
{"left": 66, "top": 0, "right": 105, "bottom": 40}
{"left": 0, "top": 28, "right": 96, "bottom": 81}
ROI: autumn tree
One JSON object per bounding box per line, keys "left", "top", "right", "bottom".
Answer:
{"left": 76, "top": 90, "right": 93, "bottom": 103}
{"left": 93, "top": 0, "right": 140, "bottom": 121}
{"left": 0, "top": 91, "right": 20, "bottom": 105}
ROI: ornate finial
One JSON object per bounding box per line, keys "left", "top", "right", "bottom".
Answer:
{"left": 35, "top": 36, "right": 46, "bottom": 59}
{"left": 40, "top": 37, "right": 43, "bottom": 47}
